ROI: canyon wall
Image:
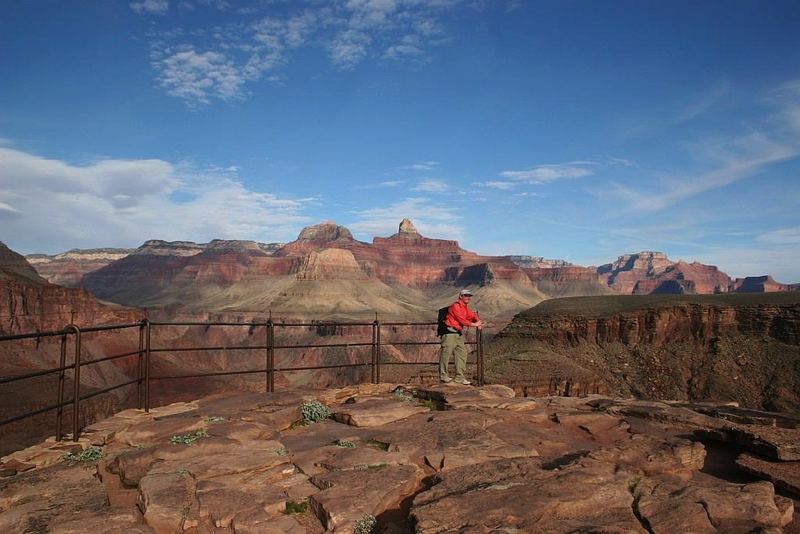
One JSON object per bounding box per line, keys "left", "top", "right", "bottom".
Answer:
{"left": 488, "top": 293, "right": 800, "bottom": 411}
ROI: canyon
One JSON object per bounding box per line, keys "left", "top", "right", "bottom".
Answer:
{"left": 22, "top": 222, "right": 798, "bottom": 324}
{"left": 489, "top": 293, "right": 800, "bottom": 411}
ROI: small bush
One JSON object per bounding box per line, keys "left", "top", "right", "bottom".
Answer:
{"left": 335, "top": 439, "right": 356, "bottom": 448}
{"left": 284, "top": 500, "right": 309, "bottom": 514}
{"left": 392, "top": 388, "right": 415, "bottom": 403}
{"left": 63, "top": 446, "right": 103, "bottom": 463}
{"left": 301, "top": 400, "right": 332, "bottom": 423}
{"left": 276, "top": 447, "right": 288, "bottom": 456}
{"left": 354, "top": 514, "right": 377, "bottom": 534}
{"left": 170, "top": 429, "right": 208, "bottom": 445}
{"left": 204, "top": 416, "right": 225, "bottom": 423}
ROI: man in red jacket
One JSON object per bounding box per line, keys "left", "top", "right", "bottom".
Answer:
{"left": 440, "top": 289, "right": 484, "bottom": 385}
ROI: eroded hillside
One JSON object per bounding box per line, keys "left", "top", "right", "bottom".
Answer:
{"left": 488, "top": 293, "right": 800, "bottom": 411}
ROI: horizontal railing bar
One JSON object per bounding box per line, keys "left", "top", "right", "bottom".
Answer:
{"left": 381, "top": 322, "right": 437, "bottom": 326}
{"left": 276, "top": 362, "right": 370, "bottom": 371}
{"left": 151, "top": 369, "right": 265, "bottom": 380}
{"left": 274, "top": 322, "right": 376, "bottom": 327}
{"left": 0, "top": 329, "right": 69, "bottom": 342}
{"left": 273, "top": 342, "right": 373, "bottom": 349}
{"left": 150, "top": 345, "right": 267, "bottom": 353}
{"left": 380, "top": 341, "right": 440, "bottom": 346}
{"left": 0, "top": 399, "right": 74, "bottom": 427}
{"left": 382, "top": 360, "right": 478, "bottom": 366}
{"left": 149, "top": 321, "right": 266, "bottom": 327}
{"left": 80, "top": 349, "right": 142, "bottom": 366}
{"left": 79, "top": 379, "right": 139, "bottom": 401}
{"left": 0, "top": 363, "right": 76, "bottom": 384}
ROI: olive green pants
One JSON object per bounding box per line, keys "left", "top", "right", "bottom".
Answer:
{"left": 439, "top": 333, "right": 467, "bottom": 380}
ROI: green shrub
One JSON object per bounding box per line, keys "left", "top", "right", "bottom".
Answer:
{"left": 354, "top": 514, "right": 377, "bottom": 534}
{"left": 335, "top": 439, "right": 356, "bottom": 448}
{"left": 170, "top": 429, "right": 208, "bottom": 445}
{"left": 284, "top": 500, "right": 309, "bottom": 514}
{"left": 392, "top": 388, "right": 415, "bottom": 403}
{"left": 276, "top": 447, "right": 288, "bottom": 456}
{"left": 301, "top": 400, "right": 332, "bottom": 423}
{"left": 63, "top": 446, "right": 103, "bottom": 463}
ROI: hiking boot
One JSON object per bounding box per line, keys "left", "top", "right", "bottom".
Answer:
{"left": 454, "top": 378, "right": 472, "bottom": 385}
{"left": 440, "top": 376, "right": 453, "bottom": 383}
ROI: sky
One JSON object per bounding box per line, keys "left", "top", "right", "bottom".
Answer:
{"left": 1, "top": 0, "right": 800, "bottom": 282}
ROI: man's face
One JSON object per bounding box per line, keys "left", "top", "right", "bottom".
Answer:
{"left": 460, "top": 295, "right": 472, "bottom": 303}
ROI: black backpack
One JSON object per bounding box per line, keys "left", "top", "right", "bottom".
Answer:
{"left": 437, "top": 306, "right": 450, "bottom": 337}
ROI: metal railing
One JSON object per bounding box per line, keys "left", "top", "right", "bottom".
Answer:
{"left": 0, "top": 317, "right": 484, "bottom": 442}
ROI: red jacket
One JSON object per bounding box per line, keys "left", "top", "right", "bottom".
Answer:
{"left": 445, "top": 299, "right": 480, "bottom": 332}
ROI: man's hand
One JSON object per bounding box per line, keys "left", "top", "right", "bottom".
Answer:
{"left": 473, "top": 320, "right": 484, "bottom": 330}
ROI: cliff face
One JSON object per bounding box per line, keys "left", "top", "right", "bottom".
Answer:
{"left": 26, "top": 248, "right": 134, "bottom": 287}
{"left": 524, "top": 266, "right": 613, "bottom": 297}
{"left": 598, "top": 252, "right": 734, "bottom": 295}
{"left": 489, "top": 293, "right": 800, "bottom": 411}
{"left": 79, "top": 220, "right": 544, "bottom": 318}
{"left": 1, "top": 242, "right": 48, "bottom": 286}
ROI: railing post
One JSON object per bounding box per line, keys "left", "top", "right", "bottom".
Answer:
{"left": 56, "top": 332, "right": 68, "bottom": 441}
{"left": 266, "top": 319, "right": 275, "bottom": 393}
{"left": 144, "top": 319, "right": 151, "bottom": 412}
{"left": 375, "top": 319, "right": 381, "bottom": 384}
{"left": 137, "top": 320, "right": 145, "bottom": 409}
{"left": 478, "top": 328, "right": 485, "bottom": 386}
{"left": 371, "top": 320, "right": 377, "bottom": 384}
{"left": 68, "top": 325, "right": 82, "bottom": 441}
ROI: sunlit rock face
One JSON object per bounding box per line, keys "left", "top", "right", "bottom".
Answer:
{"left": 0, "top": 384, "right": 795, "bottom": 533}
{"left": 598, "top": 251, "right": 733, "bottom": 294}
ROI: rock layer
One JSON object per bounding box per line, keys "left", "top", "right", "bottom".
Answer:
{"left": 0, "top": 386, "right": 796, "bottom": 533}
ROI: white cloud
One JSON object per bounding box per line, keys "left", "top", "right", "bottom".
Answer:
{"left": 130, "top": 0, "right": 168, "bottom": 15}
{"left": 378, "top": 180, "right": 404, "bottom": 187}
{"left": 411, "top": 179, "right": 447, "bottom": 193}
{"left": 348, "top": 197, "right": 462, "bottom": 239}
{"left": 144, "top": 0, "right": 475, "bottom": 105}
{"left": 155, "top": 46, "right": 245, "bottom": 105}
{"left": 329, "top": 30, "right": 372, "bottom": 69}
{"left": 474, "top": 180, "right": 515, "bottom": 190}
{"left": 401, "top": 161, "right": 439, "bottom": 171}
{"left": 0, "top": 147, "right": 312, "bottom": 252}
{"left": 500, "top": 162, "right": 595, "bottom": 184}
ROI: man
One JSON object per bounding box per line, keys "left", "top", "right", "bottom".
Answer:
{"left": 440, "top": 289, "right": 484, "bottom": 385}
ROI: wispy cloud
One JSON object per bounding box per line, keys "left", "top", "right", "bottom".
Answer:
{"left": 143, "top": 1, "right": 486, "bottom": 105}
{"left": 411, "top": 179, "right": 447, "bottom": 192}
{"left": 607, "top": 85, "right": 800, "bottom": 213}
{"left": 348, "top": 197, "right": 462, "bottom": 239}
{"left": 402, "top": 161, "right": 439, "bottom": 171}
{"left": 674, "top": 81, "right": 731, "bottom": 123}
{"left": 499, "top": 161, "right": 596, "bottom": 184}
{"left": 474, "top": 180, "right": 515, "bottom": 190}
{"left": 0, "top": 147, "right": 313, "bottom": 252}
{"left": 757, "top": 227, "right": 800, "bottom": 244}
{"left": 130, "top": 0, "right": 169, "bottom": 15}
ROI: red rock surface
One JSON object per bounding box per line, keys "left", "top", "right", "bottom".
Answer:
{"left": 79, "top": 220, "right": 544, "bottom": 319}
{"left": 598, "top": 252, "right": 734, "bottom": 295}
{"left": 1, "top": 385, "right": 795, "bottom": 533}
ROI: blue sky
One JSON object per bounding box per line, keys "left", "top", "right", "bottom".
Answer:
{"left": 1, "top": 0, "right": 799, "bottom": 282}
